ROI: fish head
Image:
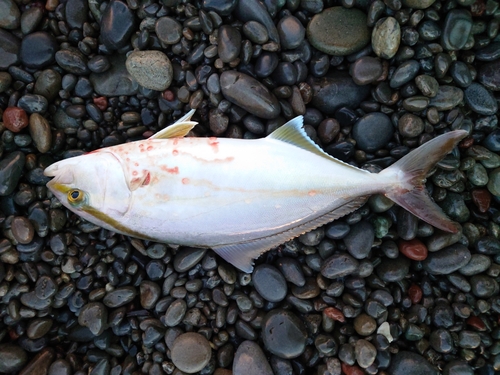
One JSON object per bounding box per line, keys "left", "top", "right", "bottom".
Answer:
{"left": 44, "top": 151, "right": 132, "bottom": 228}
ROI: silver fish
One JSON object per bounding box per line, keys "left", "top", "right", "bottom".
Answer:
{"left": 44, "top": 111, "right": 467, "bottom": 272}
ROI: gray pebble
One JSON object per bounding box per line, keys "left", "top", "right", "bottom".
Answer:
{"left": 422, "top": 244, "right": 471, "bottom": 275}
{"left": 233, "top": 341, "right": 273, "bottom": 375}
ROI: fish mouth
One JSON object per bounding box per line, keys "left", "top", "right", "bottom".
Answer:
{"left": 44, "top": 162, "right": 75, "bottom": 196}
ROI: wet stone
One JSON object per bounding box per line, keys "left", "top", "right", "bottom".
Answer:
{"left": 478, "top": 60, "right": 500, "bottom": 91}
{"left": 355, "top": 339, "right": 377, "bottom": 368}
{"left": 308, "top": 72, "right": 370, "bottom": 115}
{"left": 430, "top": 328, "right": 454, "bottom": 353}
{"left": 354, "top": 313, "right": 377, "bottom": 336}
{"left": 372, "top": 17, "right": 401, "bottom": 59}
{"left": 0, "top": 0, "right": 20, "bottom": 29}
{"left": 262, "top": 309, "right": 307, "bottom": 359}
{"left": 388, "top": 351, "right": 439, "bottom": 375}
{"left": 344, "top": 221, "right": 374, "bottom": 259}
{"left": 218, "top": 25, "right": 241, "bottom": 63}
{"left": 398, "top": 113, "right": 424, "bottom": 138}
{"left": 65, "top": 0, "right": 88, "bottom": 29}
{"left": 19, "top": 31, "right": 58, "bottom": 69}
{"left": 277, "top": 15, "right": 305, "bottom": 50}
{"left": 0, "top": 151, "right": 25, "bottom": 196}
{"left": 450, "top": 61, "right": 472, "bottom": 88}
{"left": 27, "top": 318, "right": 52, "bottom": 339}
{"left": 0, "top": 29, "right": 20, "bottom": 70}
{"left": 349, "top": 56, "right": 383, "bottom": 85}
{"left": 307, "top": 7, "right": 370, "bottom": 56}
{"left": 457, "top": 331, "right": 481, "bottom": 349}
{"left": 78, "top": 302, "right": 107, "bottom": 336}
{"left": 376, "top": 256, "right": 410, "bottom": 282}
{"left": 174, "top": 247, "right": 206, "bottom": 272}
{"left": 470, "top": 275, "right": 499, "bottom": 298}
{"left": 220, "top": 71, "right": 280, "bottom": 119}
{"left": 11, "top": 216, "right": 35, "bottom": 244}
{"left": 233, "top": 341, "right": 273, "bottom": 375}
{"left": 165, "top": 299, "right": 187, "bottom": 326}
{"left": 171, "top": 333, "right": 212, "bottom": 373}
{"left": 126, "top": 50, "right": 172, "bottom": 91}
{"left": 48, "top": 359, "right": 72, "bottom": 375}
{"left": 441, "top": 9, "right": 472, "bottom": 51}
{"left": 252, "top": 264, "right": 287, "bottom": 302}
{"left": 415, "top": 75, "right": 439, "bottom": 97}
{"left": 100, "top": 0, "right": 136, "bottom": 50}
{"left": 475, "top": 41, "right": 500, "bottom": 62}
{"left": 90, "top": 55, "right": 138, "bottom": 96}
{"left": 234, "top": 0, "right": 279, "bottom": 44}
{"left": 243, "top": 21, "right": 269, "bottom": 44}
{"left": 390, "top": 60, "right": 420, "bottom": 88}
{"left": 155, "top": 17, "right": 182, "bottom": 45}
{"left": 321, "top": 253, "right": 359, "bottom": 279}
{"left": 488, "top": 168, "right": 500, "bottom": 196}
{"left": 29, "top": 113, "right": 52, "bottom": 153}
{"left": 139, "top": 280, "right": 161, "bottom": 309}
{"left": 34, "top": 69, "right": 62, "bottom": 102}
{"left": 429, "top": 85, "right": 464, "bottom": 111}
{"left": 441, "top": 192, "right": 470, "bottom": 222}
{"left": 276, "top": 257, "right": 305, "bottom": 287}
{"left": 102, "top": 286, "right": 136, "bottom": 308}
{"left": 18, "top": 94, "right": 48, "bottom": 114}
{"left": 352, "top": 112, "right": 393, "bottom": 152}
{"left": 0, "top": 344, "right": 28, "bottom": 373}
{"left": 55, "top": 48, "right": 89, "bottom": 75}
{"left": 422, "top": 244, "right": 471, "bottom": 275}
{"left": 464, "top": 83, "right": 498, "bottom": 115}
{"left": 443, "top": 360, "right": 474, "bottom": 375}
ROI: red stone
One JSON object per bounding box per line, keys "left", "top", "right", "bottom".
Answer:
{"left": 93, "top": 96, "right": 108, "bottom": 111}
{"left": 399, "top": 238, "right": 428, "bottom": 261}
{"left": 341, "top": 363, "right": 364, "bottom": 375}
{"left": 3, "top": 107, "right": 29, "bottom": 133}
{"left": 324, "top": 307, "right": 345, "bottom": 323}
{"left": 459, "top": 136, "right": 474, "bottom": 149}
{"left": 408, "top": 284, "right": 423, "bottom": 304}
{"left": 162, "top": 90, "right": 174, "bottom": 101}
{"left": 472, "top": 189, "right": 491, "bottom": 213}
{"left": 471, "top": 0, "right": 486, "bottom": 16}
{"left": 466, "top": 316, "right": 486, "bottom": 331}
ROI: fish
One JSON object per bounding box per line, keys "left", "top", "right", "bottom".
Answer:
{"left": 44, "top": 110, "right": 468, "bottom": 273}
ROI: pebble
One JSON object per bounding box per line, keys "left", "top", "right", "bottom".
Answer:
{"left": 308, "top": 72, "right": 370, "bottom": 115}
{"left": 429, "top": 85, "right": 464, "bottom": 111}
{"left": 78, "top": 302, "right": 107, "bottom": 336}
{"left": 234, "top": 0, "right": 279, "bottom": 44}
{"left": 321, "top": 253, "right": 359, "bottom": 278}
{"left": 155, "top": 17, "right": 182, "bottom": 45}
{"left": 233, "top": 341, "right": 273, "bottom": 375}
{"left": 34, "top": 69, "right": 61, "bottom": 102}
{"left": 430, "top": 328, "right": 454, "bottom": 353}
{"left": 277, "top": 15, "right": 305, "bottom": 50}
{"left": 399, "top": 239, "right": 428, "bottom": 260}
{"left": 261, "top": 309, "right": 307, "bottom": 359}
{"left": 102, "top": 286, "right": 137, "bottom": 308}
{"left": 100, "top": 0, "right": 136, "bottom": 50}
{"left": 252, "top": 264, "right": 287, "bottom": 302}
{"left": 307, "top": 7, "right": 370, "bottom": 56}
{"left": 243, "top": 21, "right": 269, "bottom": 44}
{"left": 0, "top": 0, "right": 20, "bottom": 29}
{"left": 173, "top": 247, "right": 206, "bottom": 272}
{"left": 478, "top": 60, "right": 500, "bottom": 91}
{"left": 372, "top": 17, "right": 401, "bottom": 59}
{"left": 220, "top": 71, "right": 280, "bottom": 119}
{"left": 415, "top": 75, "right": 439, "bottom": 97}
{"left": 0, "top": 344, "right": 27, "bottom": 373}
{"left": 449, "top": 61, "right": 472, "bottom": 88}
{"left": 29, "top": 113, "right": 52, "bottom": 153}
{"left": 390, "top": 60, "right": 420, "bottom": 88}
{"left": 65, "top": 0, "right": 88, "bottom": 29}
{"left": 441, "top": 9, "right": 472, "bottom": 51}
{"left": 488, "top": 168, "right": 500, "bottom": 196}
{"left": 18, "top": 94, "right": 48, "bottom": 114}
{"left": 125, "top": 50, "right": 173, "bottom": 91}
{"left": 349, "top": 56, "right": 383, "bottom": 85}
{"left": 401, "top": 0, "right": 435, "bottom": 8}
{"left": 344, "top": 221, "right": 374, "bottom": 259}
{"left": 422, "top": 244, "right": 471, "bottom": 275}
{"left": 171, "top": 333, "right": 212, "bottom": 373}
{"left": 376, "top": 256, "right": 410, "bottom": 282}
{"left": 0, "top": 29, "right": 20, "bottom": 70}
{"left": 475, "top": 42, "right": 500, "bottom": 62}
{"left": 55, "top": 48, "right": 89, "bottom": 75}
{"left": 352, "top": 112, "right": 393, "bottom": 152}
{"left": 464, "top": 83, "right": 498, "bottom": 115}
{"left": 11, "top": 216, "right": 34, "bottom": 244}
{"left": 19, "top": 31, "right": 58, "bottom": 69}
{"left": 3, "top": 107, "right": 29, "bottom": 132}
{"left": 354, "top": 314, "right": 377, "bottom": 336}
{"left": 355, "top": 339, "right": 377, "bottom": 368}
{"left": 218, "top": 25, "right": 241, "bottom": 63}
{"left": 470, "top": 275, "right": 499, "bottom": 298}
{"left": 388, "top": 351, "right": 438, "bottom": 375}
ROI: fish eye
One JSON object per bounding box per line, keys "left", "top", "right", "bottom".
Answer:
{"left": 68, "top": 189, "right": 84, "bottom": 204}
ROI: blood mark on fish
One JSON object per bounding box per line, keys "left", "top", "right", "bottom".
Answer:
{"left": 161, "top": 165, "right": 179, "bottom": 174}
{"left": 308, "top": 190, "right": 317, "bottom": 196}
{"left": 172, "top": 149, "right": 179, "bottom": 156}
{"left": 208, "top": 137, "right": 219, "bottom": 153}
{"left": 142, "top": 172, "right": 151, "bottom": 186}
{"left": 182, "top": 178, "right": 190, "bottom": 184}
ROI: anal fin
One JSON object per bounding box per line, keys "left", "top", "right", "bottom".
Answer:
{"left": 213, "top": 196, "right": 369, "bottom": 273}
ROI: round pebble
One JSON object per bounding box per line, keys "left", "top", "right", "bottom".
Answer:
{"left": 171, "top": 333, "right": 212, "bottom": 373}
{"left": 252, "top": 264, "right": 287, "bottom": 302}
{"left": 126, "top": 50, "right": 172, "bottom": 91}
{"left": 261, "top": 309, "right": 307, "bottom": 359}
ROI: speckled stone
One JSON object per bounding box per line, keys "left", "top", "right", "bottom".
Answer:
{"left": 171, "top": 333, "right": 212, "bottom": 373}
{"left": 372, "top": 17, "right": 401, "bottom": 59}
{"left": 126, "top": 50, "right": 173, "bottom": 91}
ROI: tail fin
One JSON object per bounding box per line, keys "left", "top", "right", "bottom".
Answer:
{"left": 380, "top": 130, "right": 468, "bottom": 233}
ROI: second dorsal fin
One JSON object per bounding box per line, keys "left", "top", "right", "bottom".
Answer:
{"left": 267, "top": 116, "right": 368, "bottom": 172}
{"left": 150, "top": 109, "right": 197, "bottom": 139}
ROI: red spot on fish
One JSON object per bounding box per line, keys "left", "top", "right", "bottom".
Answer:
{"left": 173, "top": 138, "right": 179, "bottom": 146}
{"left": 161, "top": 165, "right": 179, "bottom": 174}
{"left": 87, "top": 149, "right": 99, "bottom": 155}
{"left": 134, "top": 162, "right": 139, "bottom": 167}
{"left": 142, "top": 172, "right": 151, "bottom": 186}
{"left": 308, "top": 190, "right": 317, "bottom": 196}
{"left": 208, "top": 137, "right": 219, "bottom": 153}
{"left": 132, "top": 171, "right": 138, "bottom": 176}
{"left": 172, "top": 149, "right": 179, "bottom": 156}
{"left": 126, "top": 157, "right": 130, "bottom": 161}
{"left": 182, "top": 178, "right": 189, "bottom": 184}
{"left": 147, "top": 146, "right": 153, "bottom": 151}
{"left": 139, "top": 143, "right": 144, "bottom": 147}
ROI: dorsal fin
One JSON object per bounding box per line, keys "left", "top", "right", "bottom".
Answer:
{"left": 267, "top": 116, "right": 369, "bottom": 172}
{"left": 150, "top": 109, "right": 197, "bottom": 139}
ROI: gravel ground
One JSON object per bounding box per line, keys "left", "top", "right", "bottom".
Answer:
{"left": 1, "top": 0, "right": 500, "bottom": 374}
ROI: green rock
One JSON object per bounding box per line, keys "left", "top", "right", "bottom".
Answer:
{"left": 487, "top": 168, "right": 500, "bottom": 196}
{"left": 307, "top": 7, "right": 370, "bottom": 56}
{"left": 467, "top": 163, "right": 489, "bottom": 186}
{"left": 441, "top": 192, "right": 470, "bottom": 222}
{"left": 441, "top": 9, "right": 472, "bottom": 51}
{"left": 371, "top": 216, "right": 391, "bottom": 238}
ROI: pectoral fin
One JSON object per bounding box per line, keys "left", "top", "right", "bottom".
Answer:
{"left": 150, "top": 109, "right": 197, "bottom": 139}
{"left": 213, "top": 196, "right": 369, "bottom": 273}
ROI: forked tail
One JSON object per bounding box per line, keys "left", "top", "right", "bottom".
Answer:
{"left": 380, "top": 130, "right": 468, "bottom": 233}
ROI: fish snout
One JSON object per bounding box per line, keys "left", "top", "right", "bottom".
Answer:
{"left": 44, "top": 163, "right": 74, "bottom": 185}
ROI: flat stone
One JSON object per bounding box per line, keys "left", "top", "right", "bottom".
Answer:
{"left": 429, "top": 85, "right": 463, "bottom": 110}
{"left": 321, "top": 253, "right": 359, "bottom": 279}
{"left": 171, "top": 333, "right": 212, "bottom": 373}
{"left": 307, "top": 7, "right": 370, "bottom": 56}
{"left": 90, "top": 54, "right": 138, "bottom": 96}
{"left": 252, "top": 264, "right": 287, "bottom": 302}
{"left": 261, "top": 309, "right": 307, "bottom": 359}
{"left": 29, "top": 113, "right": 52, "bottom": 153}
{"left": 126, "top": 50, "right": 172, "bottom": 91}
{"left": 352, "top": 112, "right": 393, "bottom": 152}
{"left": 234, "top": 0, "right": 279, "bottom": 44}
{"left": 220, "top": 70, "right": 280, "bottom": 119}
{"left": 422, "top": 244, "right": 471, "bottom": 275}
{"left": 100, "top": 0, "right": 136, "bottom": 50}
{"left": 464, "top": 82, "right": 498, "bottom": 115}
{"left": 441, "top": 9, "right": 472, "bottom": 51}
{"left": 78, "top": 302, "right": 108, "bottom": 336}
{"left": 65, "top": 0, "right": 88, "bottom": 29}
{"left": 155, "top": 17, "right": 182, "bottom": 45}
{"left": 19, "top": 31, "right": 58, "bottom": 69}
{"left": 277, "top": 15, "right": 305, "bottom": 50}
{"left": 0, "top": 0, "right": 20, "bottom": 29}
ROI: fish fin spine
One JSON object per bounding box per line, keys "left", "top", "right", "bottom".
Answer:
{"left": 380, "top": 130, "right": 468, "bottom": 233}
